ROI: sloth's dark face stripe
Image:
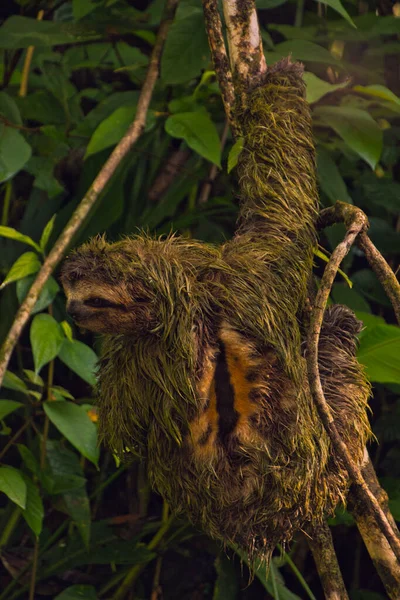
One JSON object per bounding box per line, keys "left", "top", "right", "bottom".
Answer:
{"left": 215, "top": 341, "right": 239, "bottom": 445}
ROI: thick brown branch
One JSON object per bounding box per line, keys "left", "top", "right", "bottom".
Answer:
{"left": 307, "top": 205, "right": 400, "bottom": 563}
{"left": 201, "top": 0, "right": 238, "bottom": 136}
{"left": 347, "top": 452, "right": 400, "bottom": 599}
{"left": 221, "top": 0, "right": 267, "bottom": 102}
{"left": 0, "top": 0, "right": 180, "bottom": 389}
{"left": 307, "top": 521, "right": 349, "bottom": 600}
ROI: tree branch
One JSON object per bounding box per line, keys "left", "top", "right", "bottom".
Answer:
{"left": 308, "top": 201, "right": 400, "bottom": 563}
{"left": 0, "top": 0, "right": 180, "bottom": 389}
{"left": 307, "top": 521, "right": 349, "bottom": 600}
{"left": 201, "top": 0, "right": 238, "bottom": 136}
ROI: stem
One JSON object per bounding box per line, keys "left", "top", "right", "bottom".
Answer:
{"left": 0, "top": 419, "right": 31, "bottom": 462}
{"left": 295, "top": 0, "right": 305, "bottom": 27}
{"left": 0, "top": 505, "right": 21, "bottom": 547}
{"left": 1, "top": 180, "right": 12, "bottom": 226}
{"left": 277, "top": 544, "right": 316, "bottom": 600}
{"left": 19, "top": 10, "right": 45, "bottom": 98}
{"left": 0, "top": 0, "right": 180, "bottom": 389}
{"left": 28, "top": 538, "right": 39, "bottom": 600}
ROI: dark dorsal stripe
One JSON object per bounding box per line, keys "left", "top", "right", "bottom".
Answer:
{"left": 215, "top": 340, "right": 238, "bottom": 445}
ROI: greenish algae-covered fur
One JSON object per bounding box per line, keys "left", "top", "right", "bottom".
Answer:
{"left": 61, "top": 60, "right": 371, "bottom": 563}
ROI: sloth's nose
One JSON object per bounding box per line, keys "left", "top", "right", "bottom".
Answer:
{"left": 66, "top": 300, "right": 83, "bottom": 320}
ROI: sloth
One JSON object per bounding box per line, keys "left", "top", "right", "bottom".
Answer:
{"left": 61, "top": 60, "right": 371, "bottom": 561}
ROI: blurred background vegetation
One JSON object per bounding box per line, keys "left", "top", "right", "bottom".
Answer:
{"left": 0, "top": 0, "right": 399, "bottom": 598}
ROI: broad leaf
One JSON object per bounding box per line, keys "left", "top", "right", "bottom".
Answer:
{"left": 54, "top": 586, "right": 97, "bottom": 600}
{"left": 30, "top": 314, "right": 64, "bottom": 374}
{"left": 42, "top": 440, "right": 87, "bottom": 495}
{"left": 266, "top": 40, "right": 342, "bottom": 66}
{"left": 43, "top": 401, "right": 100, "bottom": 467}
{"left": 64, "top": 486, "right": 91, "bottom": 547}
{"left": 0, "top": 400, "right": 23, "bottom": 420}
{"left": 315, "top": 106, "right": 383, "bottom": 168}
{"left": 0, "top": 466, "right": 27, "bottom": 509}
{"left": 358, "top": 325, "right": 400, "bottom": 384}
{"left": 304, "top": 72, "right": 349, "bottom": 104}
{"left": 0, "top": 126, "right": 32, "bottom": 183}
{"left": 39, "top": 214, "right": 56, "bottom": 251}
{"left": 165, "top": 112, "right": 221, "bottom": 167}
{"left": 0, "top": 16, "right": 102, "bottom": 48}
{"left": 85, "top": 105, "right": 135, "bottom": 158}
{"left": 0, "top": 252, "right": 41, "bottom": 289}
{"left": 21, "top": 474, "right": 44, "bottom": 536}
{"left": 213, "top": 554, "right": 238, "bottom": 600}
{"left": 58, "top": 339, "right": 98, "bottom": 386}
{"left": 0, "top": 91, "right": 22, "bottom": 124}
{"left": 314, "top": 0, "right": 356, "bottom": 28}
{"left": 317, "top": 146, "right": 352, "bottom": 204}
{"left": 17, "top": 275, "right": 60, "bottom": 314}
{"left": 161, "top": 7, "right": 210, "bottom": 84}
{"left": 353, "top": 84, "right": 400, "bottom": 107}
{"left": 3, "top": 371, "right": 28, "bottom": 393}
{"left": 228, "top": 138, "right": 244, "bottom": 174}
{"left": 0, "top": 226, "right": 41, "bottom": 253}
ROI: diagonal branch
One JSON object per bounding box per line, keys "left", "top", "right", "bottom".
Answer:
{"left": 308, "top": 201, "right": 400, "bottom": 564}
{"left": 0, "top": 0, "right": 180, "bottom": 389}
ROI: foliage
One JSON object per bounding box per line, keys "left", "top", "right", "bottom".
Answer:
{"left": 0, "top": 0, "right": 399, "bottom": 598}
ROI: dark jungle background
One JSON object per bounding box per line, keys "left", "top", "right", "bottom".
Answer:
{"left": 0, "top": 0, "right": 399, "bottom": 598}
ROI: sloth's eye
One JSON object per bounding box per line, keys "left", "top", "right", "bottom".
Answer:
{"left": 84, "top": 297, "right": 116, "bottom": 308}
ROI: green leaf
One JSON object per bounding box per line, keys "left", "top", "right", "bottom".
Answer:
{"left": 54, "top": 586, "right": 97, "bottom": 600}
{"left": 0, "top": 91, "right": 22, "bottom": 124}
{"left": 64, "top": 486, "right": 92, "bottom": 548}
{"left": 43, "top": 401, "right": 100, "bottom": 467}
{"left": 0, "top": 125, "right": 32, "bottom": 183}
{"left": 317, "top": 146, "right": 352, "bottom": 204}
{"left": 42, "top": 439, "right": 87, "bottom": 495}
{"left": 314, "top": 0, "right": 356, "bottom": 28}
{"left": 228, "top": 138, "right": 244, "bottom": 174}
{"left": 332, "top": 283, "right": 371, "bottom": 313}
{"left": 0, "top": 466, "right": 27, "bottom": 509}
{"left": 21, "top": 474, "right": 44, "bottom": 536}
{"left": 58, "top": 339, "right": 98, "bottom": 386}
{"left": 72, "top": 0, "right": 98, "bottom": 20}
{"left": 0, "top": 252, "right": 41, "bottom": 289}
{"left": 314, "top": 107, "right": 383, "bottom": 169}
{"left": 18, "top": 444, "right": 40, "bottom": 476}
{"left": 3, "top": 371, "right": 28, "bottom": 393}
{"left": 0, "top": 226, "right": 41, "bottom": 252}
{"left": 17, "top": 275, "right": 60, "bottom": 314}
{"left": 85, "top": 105, "right": 135, "bottom": 158}
{"left": 0, "top": 16, "right": 102, "bottom": 49}
{"left": 161, "top": 7, "right": 210, "bottom": 84}
{"left": 30, "top": 314, "right": 64, "bottom": 374}
{"left": 353, "top": 84, "right": 400, "bottom": 107}
{"left": 166, "top": 112, "right": 221, "bottom": 167}
{"left": 60, "top": 321, "right": 73, "bottom": 342}
{"left": 39, "top": 214, "right": 56, "bottom": 252}
{"left": 23, "top": 369, "right": 44, "bottom": 387}
{"left": 213, "top": 554, "right": 238, "bottom": 600}
{"left": 355, "top": 311, "right": 385, "bottom": 333}
{"left": 304, "top": 72, "right": 349, "bottom": 104}
{"left": 358, "top": 324, "right": 400, "bottom": 383}
{"left": 266, "top": 40, "right": 342, "bottom": 66}
{"left": 0, "top": 400, "right": 23, "bottom": 420}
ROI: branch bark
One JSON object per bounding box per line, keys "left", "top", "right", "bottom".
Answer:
{"left": 0, "top": 0, "right": 180, "bottom": 389}
{"left": 308, "top": 202, "right": 400, "bottom": 564}
{"left": 307, "top": 521, "right": 349, "bottom": 600}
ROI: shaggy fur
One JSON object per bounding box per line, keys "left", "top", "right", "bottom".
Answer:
{"left": 61, "top": 60, "right": 371, "bottom": 562}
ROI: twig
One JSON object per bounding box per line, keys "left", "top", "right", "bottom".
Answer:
{"left": 307, "top": 521, "right": 349, "bottom": 600}
{"left": 148, "top": 147, "right": 191, "bottom": 203}
{"left": 357, "top": 232, "right": 400, "bottom": 324}
{"left": 19, "top": 10, "right": 45, "bottom": 98}
{"left": 221, "top": 0, "right": 267, "bottom": 100}
{"left": 308, "top": 202, "right": 400, "bottom": 563}
{"left": 347, "top": 450, "right": 400, "bottom": 599}
{"left": 0, "top": 419, "right": 31, "bottom": 462}
{"left": 318, "top": 203, "right": 400, "bottom": 324}
{"left": 0, "top": 0, "right": 180, "bottom": 390}
{"left": 201, "top": 0, "right": 238, "bottom": 136}
{"left": 198, "top": 120, "right": 229, "bottom": 204}
{"left": 28, "top": 538, "right": 39, "bottom": 600}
